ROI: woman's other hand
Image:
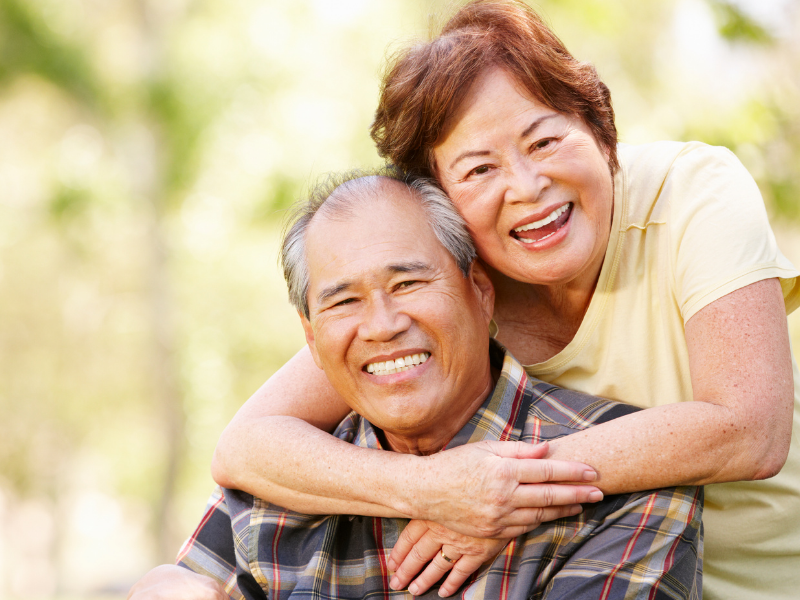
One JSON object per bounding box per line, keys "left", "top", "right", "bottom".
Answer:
{"left": 388, "top": 520, "right": 509, "bottom": 597}
{"left": 411, "top": 440, "right": 600, "bottom": 538}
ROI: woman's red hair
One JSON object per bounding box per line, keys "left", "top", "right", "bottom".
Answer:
{"left": 371, "top": 0, "right": 618, "bottom": 177}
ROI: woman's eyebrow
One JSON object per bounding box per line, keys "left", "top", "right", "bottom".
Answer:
{"left": 520, "top": 114, "right": 558, "bottom": 139}
{"left": 447, "top": 114, "right": 559, "bottom": 171}
{"left": 448, "top": 150, "right": 491, "bottom": 171}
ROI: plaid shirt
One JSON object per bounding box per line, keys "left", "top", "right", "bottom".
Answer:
{"left": 178, "top": 343, "right": 702, "bottom": 599}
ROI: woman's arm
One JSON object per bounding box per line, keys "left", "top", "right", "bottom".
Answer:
{"left": 544, "top": 277, "right": 793, "bottom": 489}
{"left": 216, "top": 278, "right": 792, "bottom": 504}
{"left": 214, "top": 278, "right": 791, "bottom": 532}
{"left": 127, "top": 565, "right": 227, "bottom": 600}
{"left": 212, "top": 347, "right": 604, "bottom": 536}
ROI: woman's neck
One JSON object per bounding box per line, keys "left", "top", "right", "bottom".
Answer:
{"left": 487, "top": 262, "right": 602, "bottom": 365}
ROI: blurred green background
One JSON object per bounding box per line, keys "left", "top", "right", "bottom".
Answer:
{"left": 1, "top": 0, "right": 799, "bottom": 597}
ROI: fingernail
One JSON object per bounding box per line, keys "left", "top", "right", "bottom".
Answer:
{"left": 438, "top": 589, "right": 449, "bottom": 598}
{"left": 569, "top": 504, "right": 583, "bottom": 515}
{"left": 583, "top": 470, "right": 598, "bottom": 481}
{"left": 390, "top": 577, "right": 400, "bottom": 590}
{"left": 387, "top": 558, "right": 397, "bottom": 571}
{"left": 409, "top": 583, "right": 419, "bottom": 595}
{"left": 588, "top": 490, "right": 604, "bottom": 502}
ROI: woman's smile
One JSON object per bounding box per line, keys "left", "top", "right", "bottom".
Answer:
{"left": 511, "top": 202, "right": 572, "bottom": 245}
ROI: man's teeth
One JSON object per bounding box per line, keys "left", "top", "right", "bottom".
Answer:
{"left": 366, "top": 352, "right": 430, "bottom": 376}
{"left": 513, "top": 204, "right": 570, "bottom": 233}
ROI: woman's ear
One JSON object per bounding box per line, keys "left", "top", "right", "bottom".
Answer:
{"left": 469, "top": 261, "right": 495, "bottom": 325}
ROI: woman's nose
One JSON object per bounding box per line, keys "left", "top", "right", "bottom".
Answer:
{"left": 358, "top": 295, "right": 412, "bottom": 342}
{"left": 504, "top": 157, "right": 549, "bottom": 205}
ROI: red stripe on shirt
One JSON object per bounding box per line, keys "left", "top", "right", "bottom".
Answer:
{"left": 498, "top": 537, "right": 518, "bottom": 600}
{"left": 176, "top": 493, "right": 226, "bottom": 562}
{"left": 599, "top": 493, "right": 658, "bottom": 600}
{"left": 499, "top": 372, "right": 527, "bottom": 442}
{"left": 372, "top": 518, "right": 391, "bottom": 600}
{"left": 272, "top": 512, "right": 287, "bottom": 597}
{"left": 647, "top": 487, "right": 702, "bottom": 600}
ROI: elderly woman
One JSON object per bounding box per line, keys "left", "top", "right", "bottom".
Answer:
{"left": 212, "top": 2, "right": 800, "bottom": 599}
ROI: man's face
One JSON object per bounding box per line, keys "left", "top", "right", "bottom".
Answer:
{"left": 301, "top": 180, "right": 495, "bottom": 453}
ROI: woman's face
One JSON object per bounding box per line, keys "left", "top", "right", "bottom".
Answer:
{"left": 433, "top": 67, "right": 614, "bottom": 288}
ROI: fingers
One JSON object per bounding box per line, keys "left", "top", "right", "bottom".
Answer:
{"left": 511, "top": 483, "right": 603, "bottom": 509}
{"left": 515, "top": 456, "right": 598, "bottom": 484}
{"left": 388, "top": 519, "right": 429, "bottom": 572}
{"left": 437, "top": 554, "right": 487, "bottom": 598}
{"left": 389, "top": 530, "right": 441, "bottom": 592}
{"left": 407, "top": 547, "right": 464, "bottom": 597}
{"left": 488, "top": 503, "right": 586, "bottom": 538}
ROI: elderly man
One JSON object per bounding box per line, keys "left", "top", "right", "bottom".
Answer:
{"left": 130, "top": 171, "right": 702, "bottom": 600}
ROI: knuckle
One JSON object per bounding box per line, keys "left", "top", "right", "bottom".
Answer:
{"left": 475, "top": 523, "right": 503, "bottom": 538}
{"left": 531, "top": 507, "right": 546, "bottom": 524}
{"left": 452, "top": 564, "right": 473, "bottom": 578}
{"left": 541, "top": 485, "right": 555, "bottom": 506}
{"left": 408, "top": 545, "right": 428, "bottom": 563}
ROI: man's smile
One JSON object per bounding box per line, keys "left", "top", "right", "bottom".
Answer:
{"left": 366, "top": 352, "right": 430, "bottom": 376}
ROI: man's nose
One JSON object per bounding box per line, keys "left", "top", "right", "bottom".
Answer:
{"left": 504, "top": 156, "right": 550, "bottom": 205}
{"left": 358, "top": 294, "right": 412, "bottom": 342}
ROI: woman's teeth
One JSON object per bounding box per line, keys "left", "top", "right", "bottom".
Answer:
{"left": 366, "top": 352, "right": 430, "bottom": 376}
{"left": 513, "top": 204, "right": 570, "bottom": 234}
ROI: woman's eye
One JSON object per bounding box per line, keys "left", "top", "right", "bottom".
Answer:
{"left": 470, "top": 165, "right": 491, "bottom": 176}
{"left": 534, "top": 138, "right": 555, "bottom": 150}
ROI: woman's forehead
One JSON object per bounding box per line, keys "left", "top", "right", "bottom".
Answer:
{"left": 433, "top": 69, "right": 568, "bottom": 158}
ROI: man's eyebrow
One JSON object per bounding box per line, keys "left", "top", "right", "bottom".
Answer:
{"left": 315, "top": 262, "right": 432, "bottom": 306}
{"left": 317, "top": 281, "right": 353, "bottom": 305}
{"left": 447, "top": 114, "right": 559, "bottom": 171}
{"left": 387, "top": 261, "right": 432, "bottom": 274}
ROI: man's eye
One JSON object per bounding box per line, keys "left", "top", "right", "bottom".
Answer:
{"left": 533, "top": 138, "right": 555, "bottom": 150}
{"left": 333, "top": 298, "right": 356, "bottom": 307}
{"left": 397, "top": 280, "right": 418, "bottom": 289}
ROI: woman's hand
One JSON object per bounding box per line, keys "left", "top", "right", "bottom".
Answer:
{"left": 388, "top": 520, "right": 512, "bottom": 597}
{"left": 411, "top": 440, "right": 600, "bottom": 538}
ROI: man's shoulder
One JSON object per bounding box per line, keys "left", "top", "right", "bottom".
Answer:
{"left": 525, "top": 377, "right": 641, "bottom": 430}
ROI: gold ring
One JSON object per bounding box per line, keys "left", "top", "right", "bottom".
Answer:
{"left": 441, "top": 550, "right": 456, "bottom": 564}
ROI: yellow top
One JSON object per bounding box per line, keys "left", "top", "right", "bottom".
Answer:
{"left": 521, "top": 141, "right": 800, "bottom": 600}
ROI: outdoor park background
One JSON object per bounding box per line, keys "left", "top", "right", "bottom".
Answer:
{"left": 1, "top": 0, "right": 799, "bottom": 597}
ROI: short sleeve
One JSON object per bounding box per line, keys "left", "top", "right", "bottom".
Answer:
{"left": 176, "top": 487, "right": 255, "bottom": 600}
{"left": 665, "top": 144, "right": 800, "bottom": 321}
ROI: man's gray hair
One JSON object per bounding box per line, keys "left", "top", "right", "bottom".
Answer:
{"left": 281, "top": 167, "right": 477, "bottom": 319}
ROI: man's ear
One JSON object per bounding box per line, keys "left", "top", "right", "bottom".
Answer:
{"left": 469, "top": 260, "right": 495, "bottom": 326}
{"left": 301, "top": 312, "right": 323, "bottom": 370}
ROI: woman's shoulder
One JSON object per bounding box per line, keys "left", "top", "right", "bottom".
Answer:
{"left": 618, "top": 140, "right": 742, "bottom": 176}
{"left": 617, "top": 140, "right": 758, "bottom": 228}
